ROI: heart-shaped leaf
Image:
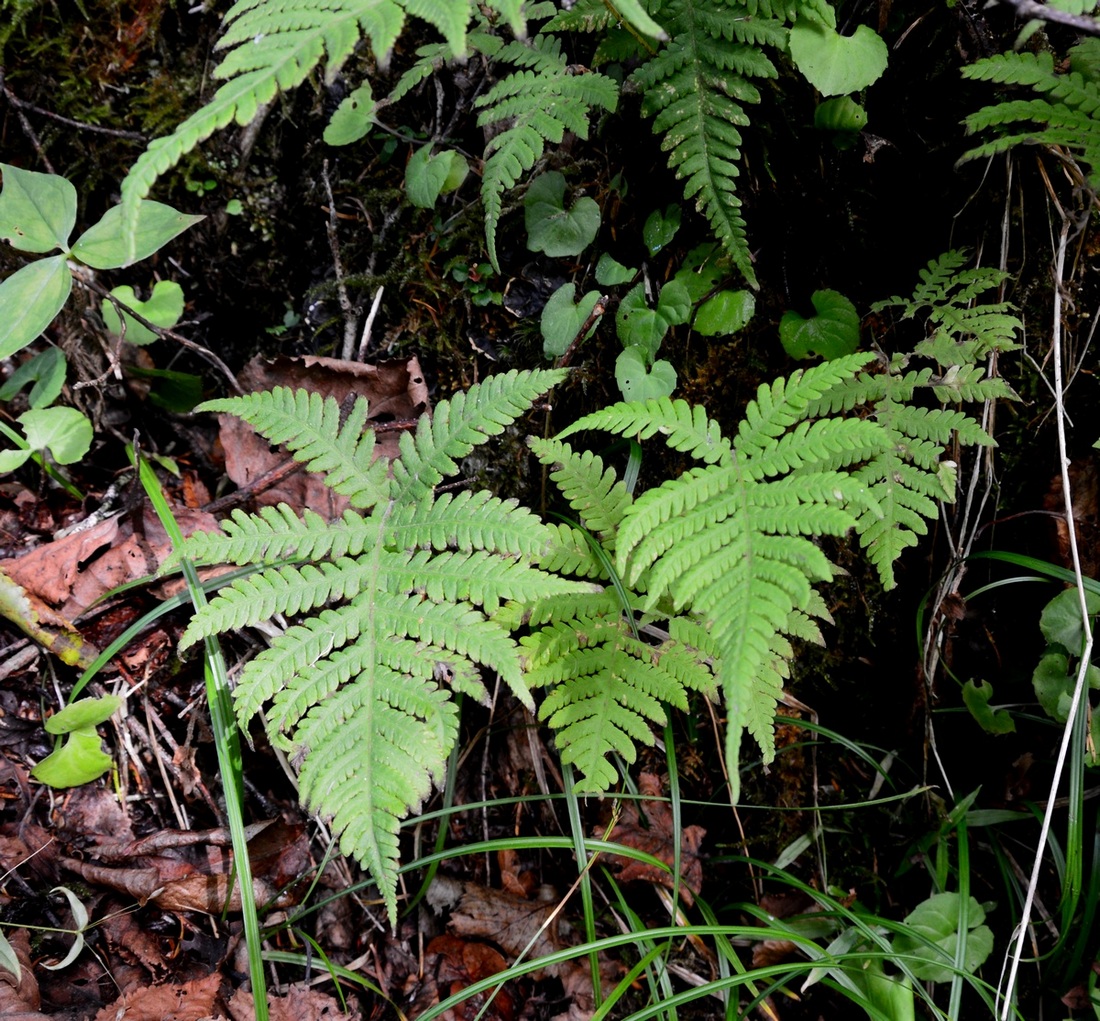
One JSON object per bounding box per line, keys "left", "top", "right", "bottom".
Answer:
{"left": 673, "top": 244, "right": 726, "bottom": 302}
{"left": 31, "top": 726, "right": 114, "bottom": 787}
{"left": 616, "top": 280, "right": 691, "bottom": 360}
{"left": 0, "top": 255, "right": 72, "bottom": 360}
{"left": 0, "top": 346, "right": 67, "bottom": 409}
{"left": 695, "top": 289, "right": 755, "bottom": 336}
{"left": 102, "top": 281, "right": 185, "bottom": 345}
{"left": 780, "top": 289, "right": 860, "bottom": 360}
{"left": 71, "top": 201, "right": 203, "bottom": 269}
{"left": 525, "top": 172, "right": 600, "bottom": 258}
{"left": 406, "top": 146, "right": 469, "bottom": 209}
{"left": 1039, "top": 587, "right": 1100, "bottom": 652}
{"left": 596, "top": 253, "right": 635, "bottom": 286}
{"left": 789, "top": 21, "right": 888, "bottom": 96}
{"left": 615, "top": 346, "right": 677, "bottom": 401}
{"left": 324, "top": 83, "right": 377, "bottom": 146}
{"left": 19, "top": 406, "right": 93, "bottom": 465}
{"left": 892, "top": 893, "right": 994, "bottom": 983}
{"left": 643, "top": 204, "right": 681, "bottom": 255}
{"left": 541, "top": 283, "right": 602, "bottom": 359}
{"left": 0, "top": 164, "right": 77, "bottom": 253}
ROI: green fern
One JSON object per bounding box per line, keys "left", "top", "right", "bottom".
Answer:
{"left": 475, "top": 35, "right": 619, "bottom": 270}
{"left": 176, "top": 368, "right": 597, "bottom": 923}
{"left": 118, "top": 0, "right": 526, "bottom": 258}
{"left": 960, "top": 39, "right": 1100, "bottom": 184}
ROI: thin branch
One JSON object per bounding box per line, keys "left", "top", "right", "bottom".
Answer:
{"left": 994, "top": 0, "right": 1100, "bottom": 35}
{"left": 320, "top": 160, "right": 360, "bottom": 360}
{"left": 0, "top": 67, "right": 147, "bottom": 141}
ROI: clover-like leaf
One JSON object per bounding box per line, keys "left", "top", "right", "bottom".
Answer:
{"left": 525, "top": 172, "right": 601, "bottom": 258}
{"left": 32, "top": 695, "right": 121, "bottom": 788}
{"left": 0, "top": 255, "right": 72, "bottom": 360}
{"left": 0, "top": 164, "right": 77, "bottom": 253}
{"left": 102, "top": 281, "right": 185, "bottom": 345}
{"left": 616, "top": 280, "right": 691, "bottom": 360}
{"left": 615, "top": 346, "right": 676, "bottom": 400}
{"left": 71, "top": 201, "right": 203, "bottom": 269}
{"left": 789, "top": 21, "right": 888, "bottom": 96}
{"left": 324, "top": 83, "right": 377, "bottom": 146}
{"left": 779, "top": 289, "right": 860, "bottom": 360}
{"left": 892, "top": 892, "right": 994, "bottom": 983}
{"left": 541, "top": 283, "right": 602, "bottom": 359}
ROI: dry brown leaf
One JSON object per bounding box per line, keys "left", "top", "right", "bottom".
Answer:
{"left": 602, "top": 772, "right": 705, "bottom": 906}
{"left": 228, "top": 983, "right": 358, "bottom": 1021}
{"left": 0, "top": 929, "right": 45, "bottom": 1018}
{"left": 448, "top": 884, "right": 561, "bottom": 966}
{"left": 93, "top": 971, "right": 221, "bottom": 1021}
{"left": 0, "top": 515, "right": 119, "bottom": 607}
{"left": 218, "top": 355, "right": 429, "bottom": 515}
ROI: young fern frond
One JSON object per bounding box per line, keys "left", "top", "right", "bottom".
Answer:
{"left": 474, "top": 35, "right": 618, "bottom": 270}
{"left": 175, "top": 369, "right": 592, "bottom": 923}
{"left": 528, "top": 437, "right": 631, "bottom": 542}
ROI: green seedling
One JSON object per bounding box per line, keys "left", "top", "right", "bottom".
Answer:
{"left": 616, "top": 279, "right": 690, "bottom": 360}
{"left": 324, "top": 82, "right": 377, "bottom": 146}
{"left": 405, "top": 144, "right": 470, "bottom": 208}
{"left": 102, "top": 280, "right": 185, "bottom": 345}
{"left": 0, "top": 347, "right": 67, "bottom": 408}
{"left": 780, "top": 288, "right": 860, "bottom": 360}
{"left": 525, "top": 172, "right": 601, "bottom": 258}
{"left": 31, "top": 695, "right": 121, "bottom": 787}
{"left": 541, "top": 283, "right": 602, "bottom": 359}
{"left": 0, "top": 406, "right": 93, "bottom": 474}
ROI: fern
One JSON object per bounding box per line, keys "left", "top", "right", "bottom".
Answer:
{"left": 960, "top": 39, "right": 1100, "bottom": 184}
{"left": 176, "top": 368, "right": 598, "bottom": 923}
{"left": 475, "top": 35, "right": 618, "bottom": 271}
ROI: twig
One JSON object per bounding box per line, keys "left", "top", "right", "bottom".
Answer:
{"left": 994, "top": 0, "right": 1100, "bottom": 34}
{"left": 356, "top": 285, "right": 385, "bottom": 361}
{"left": 0, "top": 67, "right": 147, "bottom": 140}
{"left": 0, "top": 69, "right": 55, "bottom": 173}
{"left": 555, "top": 295, "right": 609, "bottom": 369}
{"left": 320, "top": 160, "right": 360, "bottom": 360}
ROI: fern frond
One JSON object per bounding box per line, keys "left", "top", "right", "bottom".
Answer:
{"left": 528, "top": 437, "right": 632, "bottom": 541}
{"left": 385, "top": 490, "right": 550, "bottom": 557}
{"left": 475, "top": 39, "right": 618, "bottom": 269}
{"left": 390, "top": 369, "right": 566, "bottom": 500}
{"left": 199, "top": 388, "right": 391, "bottom": 508}
{"left": 538, "top": 522, "right": 607, "bottom": 578}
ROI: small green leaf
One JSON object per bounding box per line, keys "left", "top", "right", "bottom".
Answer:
{"left": 616, "top": 280, "right": 691, "bottom": 361}
{"left": 406, "top": 146, "right": 469, "bottom": 209}
{"left": 1033, "top": 651, "right": 1076, "bottom": 722}
{"left": 125, "top": 364, "right": 204, "bottom": 413}
{"left": 608, "top": 0, "right": 668, "bottom": 39}
{"left": 814, "top": 96, "right": 868, "bottom": 132}
{"left": 225, "top": 199, "right": 243, "bottom": 216}
{"left": 780, "top": 289, "right": 860, "bottom": 360}
{"left": 0, "top": 164, "right": 77, "bottom": 253}
{"left": 643, "top": 204, "right": 681, "bottom": 255}
{"left": 789, "top": 21, "right": 889, "bottom": 96}
{"left": 596, "top": 253, "right": 635, "bottom": 286}
{"left": 18, "top": 407, "right": 93, "bottom": 465}
{"left": 31, "top": 727, "right": 113, "bottom": 787}
{"left": 525, "top": 172, "right": 601, "bottom": 258}
{"left": 615, "top": 346, "right": 676, "bottom": 400}
{"left": 324, "top": 83, "right": 377, "bottom": 146}
{"left": 673, "top": 244, "right": 725, "bottom": 302}
{"left": 1039, "top": 587, "right": 1100, "bottom": 652}
{"left": 541, "top": 283, "right": 602, "bottom": 359}
{"left": 102, "top": 281, "right": 185, "bottom": 345}
{"left": 694, "top": 289, "right": 755, "bottom": 336}
{"left": 45, "top": 695, "right": 122, "bottom": 733}
{"left": 71, "top": 201, "right": 203, "bottom": 269}
{"left": 0, "top": 255, "right": 72, "bottom": 360}
{"left": 0, "top": 347, "right": 67, "bottom": 408}
{"left": 893, "top": 892, "right": 994, "bottom": 983}
{"left": 962, "top": 679, "right": 1016, "bottom": 735}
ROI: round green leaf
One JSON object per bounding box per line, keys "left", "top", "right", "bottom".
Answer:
{"left": 541, "top": 283, "right": 602, "bottom": 359}
{"left": 1032, "top": 651, "right": 1076, "bottom": 722}
{"left": 779, "top": 289, "right": 860, "bottom": 360}
{"left": 18, "top": 406, "right": 93, "bottom": 465}
{"left": 324, "top": 83, "right": 377, "bottom": 146}
{"left": 102, "top": 281, "right": 185, "bottom": 345}
{"left": 695, "top": 289, "right": 755, "bottom": 336}
{"left": 615, "top": 347, "right": 677, "bottom": 401}
{"left": 0, "top": 164, "right": 77, "bottom": 253}
{"left": 31, "top": 727, "right": 113, "bottom": 788}
{"left": 525, "top": 172, "right": 601, "bottom": 258}
{"left": 1039, "top": 587, "right": 1100, "bottom": 651}
{"left": 0, "top": 254, "right": 73, "bottom": 360}
{"left": 71, "top": 201, "right": 204, "bottom": 269}
{"left": 814, "top": 96, "right": 868, "bottom": 132}
{"left": 673, "top": 244, "right": 726, "bottom": 302}
{"left": 789, "top": 21, "right": 889, "bottom": 96}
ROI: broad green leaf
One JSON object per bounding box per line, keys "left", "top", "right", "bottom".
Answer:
{"left": 0, "top": 447, "right": 31, "bottom": 473}
{"left": 31, "top": 726, "right": 113, "bottom": 787}
{"left": 616, "top": 280, "right": 691, "bottom": 361}
{"left": 71, "top": 201, "right": 203, "bottom": 269}
{"left": 541, "top": 283, "right": 602, "bottom": 359}
{"left": 45, "top": 695, "right": 122, "bottom": 733}
{"left": 962, "top": 679, "right": 1016, "bottom": 735}
{"left": 788, "top": 22, "right": 888, "bottom": 96}
{"left": 525, "top": 172, "right": 601, "bottom": 258}
{"left": 0, "top": 346, "right": 67, "bottom": 408}
{"left": 673, "top": 244, "right": 725, "bottom": 302}
{"left": 643, "top": 204, "right": 681, "bottom": 255}
{"left": 0, "top": 164, "right": 77, "bottom": 253}
{"left": 608, "top": 0, "right": 668, "bottom": 39}
{"left": 126, "top": 364, "right": 204, "bottom": 413}
{"left": 694, "top": 289, "right": 755, "bottom": 336}
{"left": 893, "top": 892, "right": 994, "bottom": 983}
{"left": 18, "top": 407, "right": 93, "bottom": 465}
{"left": 102, "top": 281, "right": 185, "bottom": 345}
{"left": 780, "top": 289, "right": 860, "bottom": 360}
{"left": 0, "top": 255, "right": 72, "bottom": 360}
{"left": 596, "top": 253, "right": 635, "bottom": 286}
{"left": 615, "top": 346, "right": 676, "bottom": 400}
{"left": 1039, "top": 587, "right": 1100, "bottom": 652}
{"left": 324, "top": 83, "right": 377, "bottom": 146}
{"left": 406, "top": 146, "right": 469, "bottom": 209}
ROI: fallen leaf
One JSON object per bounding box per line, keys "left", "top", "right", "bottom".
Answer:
{"left": 92, "top": 971, "right": 220, "bottom": 1021}
{"left": 0, "top": 929, "right": 45, "bottom": 1019}
{"left": 228, "top": 983, "right": 359, "bottom": 1021}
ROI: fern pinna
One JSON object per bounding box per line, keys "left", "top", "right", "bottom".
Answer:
{"left": 175, "top": 369, "right": 595, "bottom": 923}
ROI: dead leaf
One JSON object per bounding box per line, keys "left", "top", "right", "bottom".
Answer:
{"left": 602, "top": 773, "right": 705, "bottom": 905}
{"left": 218, "top": 355, "right": 429, "bottom": 515}
{"left": 92, "top": 971, "right": 221, "bottom": 1021}
{"left": 448, "top": 884, "right": 561, "bottom": 966}
{"left": 228, "top": 983, "right": 358, "bottom": 1021}
{"left": 408, "top": 935, "right": 515, "bottom": 1021}
{"left": 0, "top": 929, "right": 45, "bottom": 1019}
